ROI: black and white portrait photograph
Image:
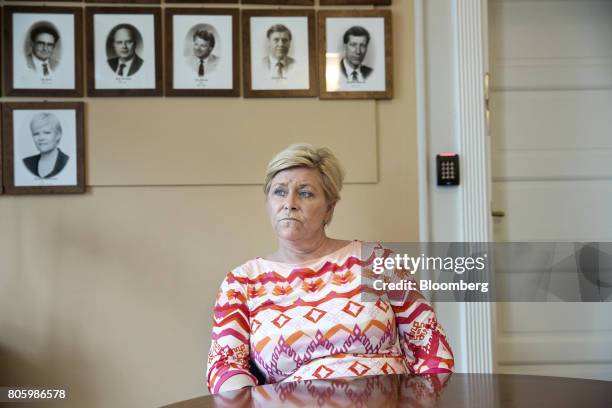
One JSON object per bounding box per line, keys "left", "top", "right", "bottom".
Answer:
{"left": 4, "top": 6, "right": 83, "bottom": 97}
{"left": 106, "top": 23, "right": 144, "bottom": 77}
{"left": 86, "top": 8, "right": 162, "bottom": 97}
{"left": 1, "top": 102, "right": 85, "bottom": 194}
{"left": 165, "top": 8, "right": 239, "bottom": 97}
{"left": 242, "top": 10, "right": 317, "bottom": 97}
{"left": 318, "top": 10, "right": 393, "bottom": 99}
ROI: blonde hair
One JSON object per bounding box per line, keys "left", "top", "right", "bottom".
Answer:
{"left": 30, "top": 112, "right": 62, "bottom": 135}
{"left": 264, "top": 143, "right": 345, "bottom": 205}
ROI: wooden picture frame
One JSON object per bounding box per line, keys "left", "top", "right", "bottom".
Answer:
{"left": 3, "top": 6, "right": 84, "bottom": 97}
{"left": 241, "top": 0, "right": 314, "bottom": 6}
{"left": 1, "top": 102, "right": 85, "bottom": 195}
{"left": 165, "top": 8, "right": 239, "bottom": 97}
{"left": 85, "top": 7, "right": 162, "bottom": 97}
{"left": 320, "top": 0, "right": 391, "bottom": 5}
{"left": 242, "top": 9, "right": 317, "bottom": 98}
{"left": 318, "top": 10, "right": 393, "bottom": 100}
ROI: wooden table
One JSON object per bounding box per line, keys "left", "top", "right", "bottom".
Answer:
{"left": 162, "top": 373, "right": 612, "bottom": 407}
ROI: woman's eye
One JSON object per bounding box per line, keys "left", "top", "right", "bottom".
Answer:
{"left": 299, "top": 191, "right": 313, "bottom": 198}
{"left": 273, "top": 189, "right": 286, "bottom": 196}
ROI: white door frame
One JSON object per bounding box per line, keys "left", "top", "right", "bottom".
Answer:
{"left": 414, "top": 0, "right": 494, "bottom": 373}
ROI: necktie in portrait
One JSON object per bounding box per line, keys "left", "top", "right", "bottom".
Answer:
{"left": 199, "top": 58, "right": 205, "bottom": 77}
{"left": 276, "top": 61, "right": 285, "bottom": 78}
{"left": 118, "top": 63, "right": 126, "bottom": 76}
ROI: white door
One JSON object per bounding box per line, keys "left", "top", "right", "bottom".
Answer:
{"left": 489, "top": 0, "right": 612, "bottom": 380}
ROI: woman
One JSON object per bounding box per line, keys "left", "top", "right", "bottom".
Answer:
{"left": 207, "top": 144, "right": 454, "bottom": 394}
{"left": 23, "top": 112, "right": 69, "bottom": 179}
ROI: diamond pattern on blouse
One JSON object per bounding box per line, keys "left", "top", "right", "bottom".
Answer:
{"left": 313, "top": 365, "right": 334, "bottom": 379}
{"left": 304, "top": 308, "right": 327, "bottom": 324}
{"left": 349, "top": 361, "right": 371, "bottom": 376}
{"left": 342, "top": 300, "right": 365, "bottom": 317}
{"left": 206, "top": 241, "right": 454, "bottom": 394}
{"left": 272, "top": 313, "right": 292, "bottom": 328}
{"left": 251, "top": 319, "right": 262, "bottom": 333}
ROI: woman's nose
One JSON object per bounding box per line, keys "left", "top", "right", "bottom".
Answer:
{"left": 284, "top": 192, "right": 298, "bottom": 210}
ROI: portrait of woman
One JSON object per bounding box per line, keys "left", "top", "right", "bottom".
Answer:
{"left": 206, "top": 144, "right": 454, "bottom": 394}
{"left": 1, "top": 102, "right": 85, "bottom": 194}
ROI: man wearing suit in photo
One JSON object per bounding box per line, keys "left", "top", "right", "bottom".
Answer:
{"left": 340, "top": 26, "right": 373, "bottom": 83}
{"left": 107, "top": 24, "right": 143, "bottom": 77}
{"left": 22, "top": 113, "right": 69, "bottom": 179}
{"left": 262, "top": 24, "right": 295, "bottom": 80}
{"left": 26, "top": 24, "right": 61, "bottom": 77}
{"left": 187, "top": 29, "right": 219, "bottom": 78}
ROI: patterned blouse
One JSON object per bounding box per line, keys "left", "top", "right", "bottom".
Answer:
{"left": 207, "top": 240, "right": 454, "bottom": 394}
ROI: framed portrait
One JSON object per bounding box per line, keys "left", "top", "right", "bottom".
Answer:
{"left": 85, "top": 7, "right": 162, "bottom": 97}
{"left": 1, "top": 102, "right": 85, "bottom": 195}
{"left": 242, "top": 9, "right": 317, "bottom": 98}
{"left": 3, "top": 6, "right": 83, "bottom": 97}
{"left": 165, "top": 8, "right": 239, "bottom": 97}
{"left": 318, "top": 10, "right": 393, "bottom": 99}
{"left": 320, "top": 0, "right": 390, "bottom": 5}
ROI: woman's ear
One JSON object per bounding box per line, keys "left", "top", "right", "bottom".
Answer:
{"left": 325, "top": 202, "right": 336, "bottom": 225}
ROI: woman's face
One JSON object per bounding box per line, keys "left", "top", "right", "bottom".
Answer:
{"left": 266, "top": 167, "right": 334, "bottom": 244}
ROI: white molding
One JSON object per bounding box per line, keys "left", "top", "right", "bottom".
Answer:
{"left": 414, "top": 0, "right": 430, "bottom": 242}
{"left": 415, "top": 0, "right": 495, "bottom": 373}
{"left": 454, "top": 0, "right": 495, "bottom": 373}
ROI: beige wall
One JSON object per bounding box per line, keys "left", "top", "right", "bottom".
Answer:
{"left": 0, "top": 2, "right": 418, "bottom": 406}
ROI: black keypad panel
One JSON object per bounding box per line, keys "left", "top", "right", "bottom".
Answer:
{"left": 436, "top": 154, "right": 460, "bottom": 186}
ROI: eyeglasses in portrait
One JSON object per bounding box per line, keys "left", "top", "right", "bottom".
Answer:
{"left": 1, "top": 102, "right": 85, "bottom": 195}
{"left": 165, "top": 8, "right": 239, "bottom": 97}
{"left": 318, "top": 10, "right": 393, "bottom": 99}
{"left": 86, "top": 7, "right": 162, "bottom": 97}
{"left": 242, "top": 10, "right": 318, "bottom": 98}
{"left": 3, "top": 6, "right": 83, "bottom": 97}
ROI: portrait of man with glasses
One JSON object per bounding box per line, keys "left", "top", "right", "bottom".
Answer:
{"left": 26, "top": 23, "right": 61, "bottom": 77}
{"left": 9, "top": 9, "right": 79, "bottom": 94}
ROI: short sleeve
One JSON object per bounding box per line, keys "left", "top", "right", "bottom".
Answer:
{"left": 206, "top": 270, "right": 258, "bottom": 394}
